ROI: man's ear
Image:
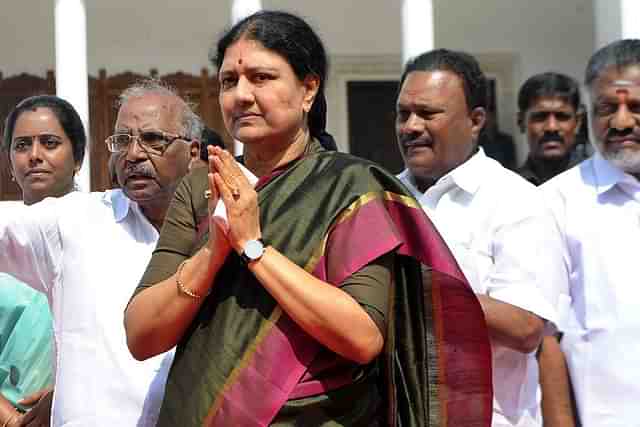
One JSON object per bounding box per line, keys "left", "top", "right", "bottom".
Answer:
{"left": 517, "top": 111, "right": 525, "bottom": 133}
{"left": 190, "top": 140, "right": 201, "bottom": 161}
{"left": 470, "top": 107, "right": 487, "bottom": 141}
{"left": 575, "top": 110, "right": 584, "bottom": 135}
{"left": 187, "top": 140, "right": 203, "bottom": 171}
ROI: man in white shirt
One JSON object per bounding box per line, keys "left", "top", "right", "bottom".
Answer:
{"left": 0, "top": 79, "right": 203, "bottom": 426}
{"left": 541, "top": 38, "right": 640, "bottom": 427}
{"left": 395, "top": 49, "right": 567, "bottom": 427}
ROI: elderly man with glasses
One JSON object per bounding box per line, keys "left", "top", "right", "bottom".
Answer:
{"left": 0, "top": 79, "right": 202, "bottom": 427}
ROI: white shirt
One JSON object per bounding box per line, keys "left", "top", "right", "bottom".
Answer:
{"left": 542, "top": 153, "right": 640, "bottom": 426}
{"left": 398, "top": 149, "right": 566, "bottom": 427}
{"left": 0, "top": 190, "right": 174, "bottom": 427}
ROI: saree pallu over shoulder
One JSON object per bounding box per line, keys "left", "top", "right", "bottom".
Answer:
{"left": 156, "top": 147, "right": 492, "bottom": 427}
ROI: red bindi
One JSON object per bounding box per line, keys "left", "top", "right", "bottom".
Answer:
{"left": 616, "top": 88, "right": 629, "bottom": 103}
{"left": 238, "top": 58, "right": 243, "bottom": 65}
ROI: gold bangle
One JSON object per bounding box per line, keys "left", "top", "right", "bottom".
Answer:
{"left": 176, "top": 260, "right": 210, "bottom": 299}
{"left": 2, "top": 414, "right": 17, "bottom": 427}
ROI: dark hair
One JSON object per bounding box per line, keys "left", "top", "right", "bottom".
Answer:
{"left": 3, "top": 95, "right": 86, "bottom": 164}
{"left": 585, "top": 39, "right": 640, "bottom": 87}
{"left": 212, "top": 10, "right": 336, "bottom": 150}
{"left": 199, "top": 127, "right": 226, "bottom": 161}
{"left": 518, "top": 72, "right": 581, "bottom": 112}
{"left": 399, "top": 49, "right": 487, "bottom": 111}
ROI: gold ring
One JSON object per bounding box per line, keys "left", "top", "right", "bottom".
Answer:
{"left": 204, "top": 189, "right": 212, "bottom": 199}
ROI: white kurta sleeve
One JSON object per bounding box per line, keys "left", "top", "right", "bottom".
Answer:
{"left": 540, "top": 183, "right": 573, "bottom": 333}
{"left": 0, "top": 199, "right": 62, "bottom": 293}
{"left": 484, "top": 198, "right": 568, "bottom": 330}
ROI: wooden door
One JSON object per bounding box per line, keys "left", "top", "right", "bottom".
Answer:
{"left": 347, "top": 80, "right": 404, "bottom": 174}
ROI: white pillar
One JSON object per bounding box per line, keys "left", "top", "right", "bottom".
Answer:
{"left": 55, "top": 0, "right": 90, "bottom": 191}
{"left": 401, "top": 0, "right": 434, "bottom": 65}
{"left": 620, "top": 0, "right": 640, "bottom": 39}
{"left": 231, "top": 0, "right": 262, "bottom": 25}
{"left": 230, "top": 0, "right": 262, "bottom": 155}
{"left": 594, "top": 0, "right": 640, "bottom": 49}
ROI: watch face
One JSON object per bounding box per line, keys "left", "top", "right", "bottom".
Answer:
{"left": 245, "top": 239, "right": 265, "bottom": 260}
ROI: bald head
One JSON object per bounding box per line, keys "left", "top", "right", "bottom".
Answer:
{"left": 117, "top": 79, "right": 202, "bottom": 140}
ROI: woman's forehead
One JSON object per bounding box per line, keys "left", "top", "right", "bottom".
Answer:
{"left": 220, "top": 39, "right": 287, "bottom": 71}
{"left": 13, "top": 107, "right": 65, "bottom": 136}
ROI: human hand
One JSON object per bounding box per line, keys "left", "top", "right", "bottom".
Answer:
{"left": 206, "top": 146, "right": 231, "bottom": 256}
{"left": 16, "top": 387, "right": 52, "bottom": 426}
{"left": 209, "top": 146, "right": 261, "bottom": 253}
{"left": 1, "top": 412, "right": 21, "bottom": 427}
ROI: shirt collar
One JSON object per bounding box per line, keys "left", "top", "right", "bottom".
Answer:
{"left": 592, "top": 151, "right": 640, "bottom": 196}
{"left": 104, "top": 189, "right": 134, "bottom": 223}
{"left": 444, "top": 147, "right": 486, "bottom": 195}
{"left": 398, "top": 147, "right": 486, "bottom": 197}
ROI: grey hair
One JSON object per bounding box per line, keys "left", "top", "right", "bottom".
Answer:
{"left": 585, "top": 39, "right": 640, "bottom": 89}
{"left": 117, "top": 78, "right": 204, "bottom": 140}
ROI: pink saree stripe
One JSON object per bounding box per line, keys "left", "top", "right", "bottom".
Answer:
{"left": 207, "top": 315, "right": 320, "bottom": 426}
{"left": 288, "top": 372, "right": 354, "bottom": 400}
{"left": 384, "top": 200, "right": 466, "bottom": 282}
{"left": 324, "top": 199, "right": 403, "bottom": 286}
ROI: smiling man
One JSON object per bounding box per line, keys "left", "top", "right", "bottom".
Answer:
{"left": 0, "top": 79, "right": 202, "bottom": 426}
{"left": 541, "top": 39, "right": 640, "bottom": 427}
{"left": 395, "top": 49, "right": 567, "bottom": 427}
{"left": 517, "top": 72, "right": 586, "bottom": 185}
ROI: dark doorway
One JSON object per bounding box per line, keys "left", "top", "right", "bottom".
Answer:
{"left": 347, "top": 80, "right": 404, "bottom": 174}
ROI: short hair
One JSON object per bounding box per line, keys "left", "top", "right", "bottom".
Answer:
{"left": 518, "top": 72, "right": 581, "bottom": 112}
{"left": 212, "top": 10, "right": 332, "bottom": 147}
{"left": 117, "top": 78, "right": 203, "bottom": 140}
{"left": 585, "top": 39, "right": 640, "bottom": 88}
{"left": 199, "top": 127, "right": 225, "bottom": 161}
{"left": 3, "top": 95, "right": 86, "bottom": 164}
{"left": 399, "top": 49, "right": 487, "bottom": 111}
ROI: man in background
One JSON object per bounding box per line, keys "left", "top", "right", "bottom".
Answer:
{"left": 517, "top": 72, "right": 587, "bottom": 185}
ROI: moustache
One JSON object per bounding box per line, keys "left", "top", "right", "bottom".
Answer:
{"left": 400, "top": 134, "right": 431, "bottom": 147}
{"left": 606, "top": 127, "right": 640, "bottom": 140}
{"left": 123, "top": 163, "right": 156, "bottom": 180}
{"left": 538, "top": 132, "right": 565, "bottom": 145}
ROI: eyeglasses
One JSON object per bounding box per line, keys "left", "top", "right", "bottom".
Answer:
{"left": 105, "top": 131, "right": 192, "bottom": 155}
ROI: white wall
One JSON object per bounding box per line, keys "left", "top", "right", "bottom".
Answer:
{"left": 0, "top": 0, "right": 595, "bottom": 162}
{"left": 0, "top": 2, "right": 56, "bottom": 76}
